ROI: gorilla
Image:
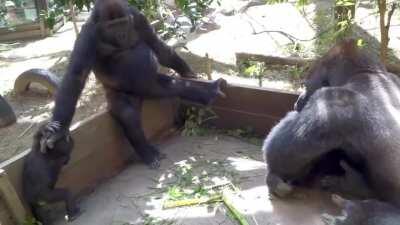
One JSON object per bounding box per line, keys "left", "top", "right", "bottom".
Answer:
{"left": 23, "top": 122, "right": 79, "bottom": 225}
{"left": 262, "top": 40, "right": 400, "bottom": 207}
{"left": 37, "top": 0, "right": 226, "bottom": 169}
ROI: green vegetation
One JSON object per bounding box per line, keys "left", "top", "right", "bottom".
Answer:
{"left": 175, "top": 0, "right": 220, "bottom": 27}
{"left": 142, "top": 215, "right": 176, "bottom": 225}
{"left": 22, "top": 217, "right": 42, "bottom": 225}
{"left": 128, "top": 0, "right": 160, "bottom": 20}
{"left": 181, "top": 106, "right": 217, "bottom": 136}
{"left": 180, "top": 105, "right": 263, "bottom": 145}
{"left": 54, "top": 0, "right": 91, "bottom": 11}
{"left": 238, "top": 60, "right": 265, "bottom": 86}
{"left": 267, "top": 0, "right": 398, "bottom": 63}
{"left": 39, "top": 7, "right": 63, "bottom": 30}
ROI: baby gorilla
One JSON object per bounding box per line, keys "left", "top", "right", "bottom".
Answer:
{"left": 322, "top": 195, "right": 400, "bottom": 225}
{"left": 23, "top": 123, "right": 80, "bottom": 225}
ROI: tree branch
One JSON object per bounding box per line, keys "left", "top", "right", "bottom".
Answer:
{"left": 235, "top": 53, "right": 400, "bottom": 75}
{"left": 386, "top": 2, "right": 397, "bottom": 30}
{"left": 236, "top": 53, "right": 313, "bottom": 67}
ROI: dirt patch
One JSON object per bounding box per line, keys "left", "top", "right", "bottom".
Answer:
{"left": 0, "top": 58, "right": 107, "bottom": 162}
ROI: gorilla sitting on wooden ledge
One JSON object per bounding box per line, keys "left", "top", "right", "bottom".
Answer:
{"left": 262, "top": 40, "right": 400, "bottom": 211}
{"left": 38, "top": 0, "right": 226, "bottom": 169}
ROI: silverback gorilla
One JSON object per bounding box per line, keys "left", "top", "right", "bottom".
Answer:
{"left": 38, "top": 0, "right": 226, "bottom": 168}
{"left": 262, "top": 40, "right": 400, "bottom": 208}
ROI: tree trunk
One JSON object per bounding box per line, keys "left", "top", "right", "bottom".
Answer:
{"left": 378, "top": 1, "right": 397, "bottom": 65}
{"left": 378, "top": 0, "right": 388, "bottom": 64}
{"left": 69, "top": 0, "right": 79, "bottom": 37}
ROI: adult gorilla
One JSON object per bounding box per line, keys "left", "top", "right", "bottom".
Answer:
{"left": 39, "top": 0, "right": 226, "bottom": 168}
{"left": 263, "top": 40, "right": 400, "bottom": 207}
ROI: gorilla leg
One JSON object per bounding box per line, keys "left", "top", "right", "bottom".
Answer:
{"left": 30, "top": 204, "right": 50, "bottom": 225}
{"left": 32, "top": 188, "right": 79, "bottom": 225}
{"left": 145, "top": 73, "right": 226, "bottom": 105}
{"left": 106, "top": 89, "right": 162, "bottom": 168}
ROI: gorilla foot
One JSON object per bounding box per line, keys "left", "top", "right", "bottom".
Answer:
{"left": 206, "top": 78, "right": 227, "bottom": 105}
{"left": 149, "top": 158, "right": 161, "bottom": 169}
{"left": 139, "top": 145, "right": 165, "bottom": 169}
{"left": 65, "top": 207, "right": 82, "bottom": 222}
{"left": 149, "top": 152, "right": 167, "bottom": 169}
{"left": 213, "top": 78, "right": 227, "bottom": 98}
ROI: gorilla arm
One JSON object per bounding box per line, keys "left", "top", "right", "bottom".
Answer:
{"left": 134, "top": 8, "right": 197, "bottom": 78}
{"left": 41, "top": 22, "right": 97, "bottom": 149}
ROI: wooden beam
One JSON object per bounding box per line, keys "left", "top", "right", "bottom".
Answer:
{"left": 236, "top": 52, "right": 400, "bottom": 75}
{"left": 0, "top": 169, "right": 27, "bottom": 225}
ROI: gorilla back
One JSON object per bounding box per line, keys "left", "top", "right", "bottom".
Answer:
{"left": 263, "top": 40, "right": 400, "bottom": 206}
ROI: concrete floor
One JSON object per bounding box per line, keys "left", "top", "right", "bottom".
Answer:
{"left": 51, "top": 134, "right": 339, "bottom": 225}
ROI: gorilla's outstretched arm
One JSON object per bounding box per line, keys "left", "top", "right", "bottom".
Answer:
{"left": 52, "top": 23, "right": 97, "bottom": 128}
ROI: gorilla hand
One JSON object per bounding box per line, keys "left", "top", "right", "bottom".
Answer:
{"left": 38, "top": 121, "right": 68, "bottom": 153}
{"left": 294, "top": 91, "right": 307, "bottom": 112}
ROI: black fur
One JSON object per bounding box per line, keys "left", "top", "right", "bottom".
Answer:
{"left": 23, "top": 124, "right": 79, "bottom": 225}
{"left": 41, "top": 0, "right": 226, "bottom": 169}
{"left": 263, "top": 40, "right": 400, "bottom": 206}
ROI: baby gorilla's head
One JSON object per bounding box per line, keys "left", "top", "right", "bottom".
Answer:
{"left": 34, "top": 123, "right": 74, "bottom": 164}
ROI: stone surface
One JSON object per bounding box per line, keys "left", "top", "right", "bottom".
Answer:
{"left": 53, "top": 134, "right": 338, "bottom": 225}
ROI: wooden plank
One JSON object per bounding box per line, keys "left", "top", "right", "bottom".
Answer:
{"left": 0, "top": 196, "right": 15, "bottom": 225}
{"left": 0, "top": 170, "right": 27, "bottom": 224}
{"left": 185, "top": 81, "right": 298, "bottom": 136}
{"left": 0, "top": 23, "right": 40, "bottom": 34}
{"left": 0, "top": 30, "right": 42, "bottom": 42}
{"left": 0, "top": 98, "right": 179, "bottom": 218}
{"left": 213, "top": 84, "right": 298, "bottom": 119}
{"left": 57, "top": 100, "right": 179, "bottom": 196}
